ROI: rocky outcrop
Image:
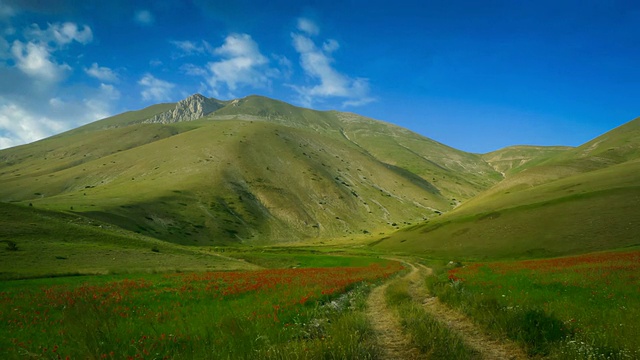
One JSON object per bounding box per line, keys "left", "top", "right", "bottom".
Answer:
{"left": 143, "top": 94, "right": 225, "bottom": 124}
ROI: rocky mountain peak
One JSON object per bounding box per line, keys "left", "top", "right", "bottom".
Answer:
{"left": 143, "top": 94, "right": 225, "bottom": 124}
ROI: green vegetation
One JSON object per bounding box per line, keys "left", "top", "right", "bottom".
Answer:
{"left": 482, "top": 145, "right": 572, "bottom": 176}
{"left": 0, "top": 202, "right": 258, "bottom": 280}
{"left": 0, "top": 261, "right": 400, "bottom": 359}
{"left": 427, "top": 250, "right": 640, "bottom": 358}
{"left": 374, "top": 137, "right": 640, "bottom": 259}
{"left": 0, "top": 94, "right": 504, "bottom": 246}
{"left": 385, "top": 278, "right": 480, "bottom": 359}
{"left": 1, "top": 94, "right": 639, "bottom": 358}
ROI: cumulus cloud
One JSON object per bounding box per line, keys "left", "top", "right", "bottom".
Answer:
{"left": 11, "top": 40, "right": 70, "bottom": 82}
{"left": 25, "top": 22, "right": 93, "bottom": 46}
{"left": 291, "top": 18, "right": 374, "bottom": 107}
{"left": 138, "top": 73, "right": 175, "bottom": 102}
{"left": 134, "top": 10, "right": 155, "bottom": 26}
{"left": 0, "top": 82, "right": 119, "bottom": 149}
{"left": 177, "top": 33, "right": 278, "bottom": 97}
{"left": 0, "top": 19, "right": 117, "bottom": 150}
{"left": 297, "top": 18, "right": 319, "bottom": 36}
{"left": 9, "top": 22, "right": 93, "bottom": 84}
{"left": 0, "top": 101, "right": 64, "bottom": 148}
{"left": 207, "top": 33, "right": 270, "bottom": 91}
{"left": 84, "top": 62, "right": 118, "bottom": 82}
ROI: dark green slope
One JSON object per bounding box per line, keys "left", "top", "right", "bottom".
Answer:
{"left": 0, "top": 202, "right": 255, "bottom": 279}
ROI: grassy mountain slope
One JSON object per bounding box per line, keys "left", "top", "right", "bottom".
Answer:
{"left": 335, "top": 112, "right": 502, "bottom": 202}
{"left": 482, "top": 145, "right": 572, "bottom": 176}
{"left": 473, "top": 118, "right": 640, "bottom": 201}
{"left": 0, "top": 95, "right": 500, "bottom": 245}
{"left": 372, "top": 117, "right": 640, "bottom": 259}
{"left": 209, "top": 96, "right": 503, "bottom": 202}
{"left": 0, "top": 202, "right": 257, "bottom": 279}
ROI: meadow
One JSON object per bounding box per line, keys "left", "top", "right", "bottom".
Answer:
{"left": 429, "top": 249, "right": 640, "bottom": 359}
{"left": 0, "top": 257, "right": 403, "bottom": 359}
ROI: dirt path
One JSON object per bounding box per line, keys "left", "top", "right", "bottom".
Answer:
{"left": 366, "top": 265, "right": 423, "bottom": 360}
{"left": 367, "top": 261, "right": 528, "bottom": 360}
{"left": 412, "top": 263, "right": 528, "bottom": 360}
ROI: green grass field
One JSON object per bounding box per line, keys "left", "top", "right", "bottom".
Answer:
{"left": 0, "top": 256, "right": 402, "bottom": 359}
{"left": 428, "top": 250, "right": 640, "bottom": 358}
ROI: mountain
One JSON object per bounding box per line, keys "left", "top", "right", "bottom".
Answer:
{"left": 372, "top": 117, "right": 640, "bottom": 259}
{"left": 0, "top": 94, "right": 502, "bottom": 245}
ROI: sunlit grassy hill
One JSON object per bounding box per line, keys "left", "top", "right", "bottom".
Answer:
{"left": 0, "top": 94, "right": 501, "bottom": 245}
{"left": 482, "top": 145, "right": 572, "bottom": 176}
{"left": 372, "top": 117, "right": 640, "bottom": 259}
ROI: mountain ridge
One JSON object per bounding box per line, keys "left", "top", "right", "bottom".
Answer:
{"left": 142, "top": 93, "right": 227, "bottom": 124}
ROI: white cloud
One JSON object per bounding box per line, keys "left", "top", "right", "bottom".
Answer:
{"left": 0, "top": 101, "right": 65, "bottom": 148}
{"left": 138, "top": 73, "right": 175, "bottom": 102}
{"left": 84, "top": 84, "right": 121, "bottom": 120}
{"left": 11, "top": 40, "right": 70, "bottom": 82}
{"left": 0, "top": 82, "right": 122, "bottom": 150}
{"left": 205, "top": 33, "right": 273, "bottom": 95}
{"left": 297, "top": 18, "right": 319, "bottom": 36}
{"left": 0, "top": 20, "right": 115, "bottom": 150}
{"left": 26, "top": 22, "right": 93, "bottom": 46}
{"left": 171, "top": 40, "right": 211, "bottom": 56}
{"left": 134, "top": 10, "right": 155, "bottom": 26}
{"left": 84, "top": 62, "right": 118, "bottom": 82}
{"left": 290, "top": 23, "right": 374, "bottom": 107}
{"left": 98, "top": 83, "right": 121, "bottom": 100}
{"left": 8, "top": 22, "right": 93, "bottom": 84}
{"left": 50, "top": 22, "right": 92, "bottom": 45}
{"left": 180, "top": 63, "right": 208, "bottom": 76}
{"left": 322, "top": 39, "right": 339, "bottom": 53}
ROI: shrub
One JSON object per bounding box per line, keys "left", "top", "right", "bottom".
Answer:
{"left": 5, "top": 241, "right": 18, "bottom": 251}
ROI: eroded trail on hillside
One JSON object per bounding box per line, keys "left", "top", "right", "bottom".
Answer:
{"left": 367, "top": 261, "right": 528, "bottom": 360}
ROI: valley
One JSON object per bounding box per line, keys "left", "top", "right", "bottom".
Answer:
{"left": 1, "top": 94, "right": 638, "bottom": 359}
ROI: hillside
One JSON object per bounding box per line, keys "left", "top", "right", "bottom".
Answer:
{"left": 0, "top": 94, "right": 501, "bottom": 245}
{"left": 482, "top": 145, "right": 572, "bottom": 176}
{"left": 0, "top": 202, "right": 256, "bottom": 279}
{"left": 372, "top": 117, "right": 640, "bottom": 259}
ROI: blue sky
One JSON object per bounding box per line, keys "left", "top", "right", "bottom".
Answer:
{"left": 0, "top": 1, "right": 638, "bottom": 152}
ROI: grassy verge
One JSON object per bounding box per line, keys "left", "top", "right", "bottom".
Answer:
{"left": 385, "top": 278, "right": 480, "bottom": 359}
{"left": 427, "top": 250, "right": 640, "bottom": 358}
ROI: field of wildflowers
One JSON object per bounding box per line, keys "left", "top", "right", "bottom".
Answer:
{"left": 432, "top": 250, "right": 640, "bottom": 359}
{"left": 0, "top": 260, "right": 403, "bottom": 359}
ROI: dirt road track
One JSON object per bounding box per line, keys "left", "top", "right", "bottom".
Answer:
{"left": 367, "top": 261, "right": 528, "bottom": 360}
